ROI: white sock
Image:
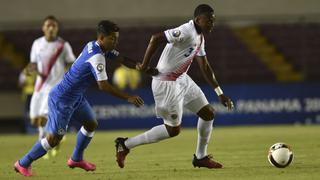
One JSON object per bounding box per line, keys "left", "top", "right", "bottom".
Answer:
{"left": 41, "top": 138, "right": 53, "bottom": 151}
{"left": 80, "top": 126, "right": 95, "bottom": 137}
{"left": 196, "top": 118, "right": 213, "bottom": 159}
{"left": 125, "top": 124, "right": 170, "bottom": 149}
{"left": 38, "top": 126, "right": 46, "bottom": 140}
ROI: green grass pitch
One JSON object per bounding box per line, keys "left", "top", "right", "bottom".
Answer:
{"left": 0, "top": 125, "right": 319, "bottom": 180}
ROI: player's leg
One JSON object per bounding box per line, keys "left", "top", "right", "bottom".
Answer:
{"left": 196, "top": 104, "right": 215, "bottom": 159}
{"left": 14, "top": 94, "right": 72, "bottom": 177}
{"left": 193, "top": 104, "right": 222, "bottom": 168}
{"left": 14, "top": 135, "right": 56, "bottom": 177}
{"left": 50, "top": 135, "right": 66, "bottom": 157}
{"left": 115, "top": 80, "right": 183, "bottom": 168}
{"left": 16, "top": 126, "right": 64, "bottom": 176}
{"left": 68, "top": 98, "right": 96, "bottom": 171}
{"left": 34, "top": 116, "right": 50, "bottom": 159}
{"left": 115, "top": 124, "right": 180, "bottom": 168}
{"left": 184, "top": 76, "right": 222, "bottom": 169}
{"left": 38, "top": 116, "right": 48, "bottom": 140}
{"left": 38, "top": 94, "right": 63, "bottom": 158}
{"left": 38, "top": 92, "right": 49, "bottom": 139}
{"left": 16, "top": 134, "right": 63, "bottom": 169}
{"left": 125, "top": 80, "right": 183, "bottom": 148}
{"left": 30, "top": 116, "right": 47, "bottom": 140}
{"left": 29, "top": 92, "right": 47, "bottom": 140}
{"left": 122, "top": 102, "right": 183, "bottom": 149}
{"left": 185, "top": 98, "right": 223, "bottom": 169}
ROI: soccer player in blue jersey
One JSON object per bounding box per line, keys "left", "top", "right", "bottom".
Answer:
{"left": 14, "top": 20, "right": 145, "bottom": 177}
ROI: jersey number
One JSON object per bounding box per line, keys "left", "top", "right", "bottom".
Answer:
{"left": 184, "top": 47, "right": 194, "bottom": 57}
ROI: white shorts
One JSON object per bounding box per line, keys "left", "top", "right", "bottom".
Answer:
{"left": 29, "top": 91, "right": 49, "bottom": 119}
{"left": 152, "top": 74, "right": 209, "bottom": 126}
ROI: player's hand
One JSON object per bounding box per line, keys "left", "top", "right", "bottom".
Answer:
{"left": 136, "top": 63, "right": 159, "bottom": 76}
{"left": 218, "top": 95, "right": 234, "bottom": 111}
{"left": 143, "top": 66, "right": 159, "bottom": 76}
{"left": 23, "top": 66, "right": 33, "bottom": 76}
{"left": 136, "top": 63, "right": 146, "bottom": 71}
{"left": 128, "top": 95, "right": 144, "bottom": 107}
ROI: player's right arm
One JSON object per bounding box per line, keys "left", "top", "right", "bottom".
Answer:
{"left": 63, "top": 41, "right": 76, "bottom": 70}
{"left": 117, "top": 56, "right": 159, "bottom": 76}
{"left": 136, "top": 32, "right": 167, "bottom": 71}
{"left": 137, "top": 25, "right": 187, "bottom": 72}
{"left": 26, "top": 39, "right": 44, "bottom": 77}
{"left": 97, "top": 80, "right": 144, "bottom": 107}
{"left": 23, "top": 63, "right": 45, "bottom": 78}
{"left": 88, "top": 53, "right": 144, "bottom": 107}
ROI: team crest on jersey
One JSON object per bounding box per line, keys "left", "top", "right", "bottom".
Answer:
{"left": 172, "top": 30, "right": 181, "bottom": 37}
{"left": 97, "top": 63, "right": 104, "bottom": 72}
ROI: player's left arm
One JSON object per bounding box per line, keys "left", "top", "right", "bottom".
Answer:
{"left": 195, "top": 55, "right": 234, "bottom": 111}
{"left": 136, "top": 32, "right": 168, "bottom": 72}
{"left": 63, "top": 42, "right": 76, "bottom": 70}
{"left": 115, "top": 56, "right": 159, "bottom": 76}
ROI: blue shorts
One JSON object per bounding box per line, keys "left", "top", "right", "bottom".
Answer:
{"left": 46, "top": 93, "right": 96, "bottom": 136}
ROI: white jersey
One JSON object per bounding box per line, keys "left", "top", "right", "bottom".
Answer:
{"left": 155, "top": 20, "right": 206, "bottom": 81}
{"left": 30, "top": 36, "right": 75, "bottom": 92}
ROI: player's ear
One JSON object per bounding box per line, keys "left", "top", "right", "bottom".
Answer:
{"left": 97, "top": 33, "right": 104, "bottom": 41}
{"left": 194, "top": 16, "right": 201, "bottom": 25}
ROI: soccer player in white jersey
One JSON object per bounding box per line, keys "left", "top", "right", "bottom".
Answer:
{"left": 25, "top": 15, "right": 75, "bottom": 158}
{"left": 115, "top": 4, "right": 234, "bottom": 169}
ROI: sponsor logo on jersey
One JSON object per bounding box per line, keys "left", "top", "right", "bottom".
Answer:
{"left": 97, "top": 63, "right": 104, "bottom": 72}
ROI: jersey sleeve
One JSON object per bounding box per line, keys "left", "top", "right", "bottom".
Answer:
{"left": 86, "top": 54, "right": 108, "bottom": 81}
{"left": 30, "top": 41, "right": 37, "bottom": 63}
{"left": 105, "top": 49, "right": 120, "bottom": 60}
{"left": 164, "top": 25, "right": 190, "bottom": 44}
{"left": 196, "top": 36, "right": 206, "bottom": 56}
{"left": 63, "top": 42, "right": 76, "bottom": 63}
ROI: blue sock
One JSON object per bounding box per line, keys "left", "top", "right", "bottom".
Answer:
{"left": 19, "top": 141, "right": 47, "bottom": 168}
{"left": 71, "top": 127, "right": 93, "bottom": 162}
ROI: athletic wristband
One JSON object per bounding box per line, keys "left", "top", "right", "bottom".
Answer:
{"left": 214, "top": 86, "right": 223, "bottom": 96}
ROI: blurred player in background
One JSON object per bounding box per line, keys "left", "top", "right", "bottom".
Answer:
{"left": 14, "top": 20, "right": 154, "bottom": 177}
{"left": 116, "top": 4, "right": 234, "bottom": 169}
{"left": 24, "top": 15, "right": 76, "bottom": 159}
{"left": 18, "top": 69, "right": 36, "bottom": 133}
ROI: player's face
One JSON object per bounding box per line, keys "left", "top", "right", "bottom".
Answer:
{"left": 101, "top": 32, "right": 119, "bottom": 51}
{"left": 42, "top": 19, "right": 59, "bottom": 41}
{"left": 197, "top": 13, "right": 215, "bottom": 33}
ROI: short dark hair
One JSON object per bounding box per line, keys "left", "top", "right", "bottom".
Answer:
{"left": 43, "top": 15, "right": 59, "bottom": 24}
{"left": 194, "top": 4, "right": 214, "bottom": 17}
{"left": 97, "top": 20, "right": 120, "bottom": 36}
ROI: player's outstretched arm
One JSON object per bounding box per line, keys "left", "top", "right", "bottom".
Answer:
{"left": 97, "top": 80, "right": 144, "bottom": 107}
{"left": 195, "top": 55, "right": 234, "bottom": 111}
{"left": 115, "top": 56, "right": 137, "bottom": 69}
{"left": 116, "top": 56, "right": 159, "bottom": 76}
{"left": 137, "top": 32, "right": 167, "bottom": 71}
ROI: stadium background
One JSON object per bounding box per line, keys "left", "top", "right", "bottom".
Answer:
{"left": 0, "top": 0, "right": 320, "bottom": 133}
{"left": 1, "top": 1, "right": 320, "bottom": 179}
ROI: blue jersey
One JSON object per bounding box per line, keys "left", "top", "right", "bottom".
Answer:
{"left": 51, "top": 41, "right": 119, "bottom": 102}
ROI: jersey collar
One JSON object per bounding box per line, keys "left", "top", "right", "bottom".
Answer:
{"left": 191, "top": 20, "right": 202, "bottom": 34}
{"left": 95, "top": 41, "right": 106, "bottom": 55}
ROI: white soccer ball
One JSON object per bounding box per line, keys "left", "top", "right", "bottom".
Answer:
{"left": 268, "top": 143, "right": 294, "bottom": 168}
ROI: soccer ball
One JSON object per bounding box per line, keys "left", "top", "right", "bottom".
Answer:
{"left": 267, "top": 143, "right": 294, "bottom": 168}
